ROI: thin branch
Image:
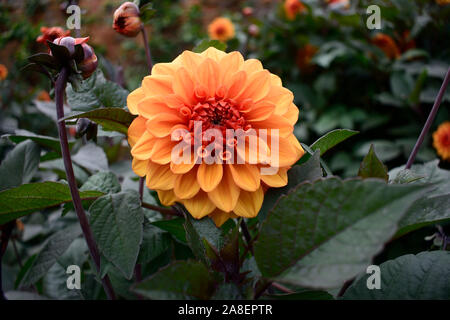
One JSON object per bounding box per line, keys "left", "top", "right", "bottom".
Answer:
{"left": 55, "top": 67, "right": 116, "bottom": 300}
{"left": 254, "top": 279, "right": 272, "bottom": 300}
{"left": 141, "top": 202, "right": 181, "bottom": 216}
{"left": 405, "top": 67, "right": 450, "bottom": 169}
{"left": 240, "top": 219, "right": 254, "bottom": 254}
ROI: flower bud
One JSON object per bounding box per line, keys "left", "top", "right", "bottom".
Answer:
{"left": 52, "top": 36, "right": 97, "bottom": 79}
{"left": 113, "top": 2, "right": 142, "bottom": 37}
{"left": 242, "top": 6, "right": 254, "bottom": 17}
{"left": 77, "top": 43, "right": 98, "bottom": 79}
{"left": 248, "top": 24, "right": 260, "bottom": 37}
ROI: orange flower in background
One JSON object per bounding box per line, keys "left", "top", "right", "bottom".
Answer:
{"left": 113, "top": 1, "right": 142, "bottom": 37}
{"left": 433, "top": 122, "right": 450, "bottom": 161}
{"left": 36, "top": 26, "right": 70, "bottom": 44}
{"left": 372, "top": 33, "right": 401, "bottom": 59}
{"left": 436, "top": 0, "right": 450, "bottom": 5}
{"left": 296, "top": 44, "right": 318, "bottom": 73}
{"left": 127, "top": 47, "right": 304, "bottom": 226}
{"left": 284, "top": 0, "right": 306, "bottom": 20}
{"left": 208, "top": 17, "right": 235, "bottom": 42}
{"left": 37, "top": 90, "right": 51, "bottom": 101}
{"left": 0, "top": 64, "right": 8, "bottom": 81}
{"left": 398, "top": 31, "right": 416, "bottom": 53}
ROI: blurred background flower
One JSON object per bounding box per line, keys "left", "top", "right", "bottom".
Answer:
{"left": 207, "top": 17, "right": 235, "bottom": 41}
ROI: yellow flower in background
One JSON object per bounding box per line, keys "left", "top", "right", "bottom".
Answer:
{"left": 0, "top": 64, "right": 8, "bottom": 81}
{"left": 127, "top": 47, "right": 304, "bottom": 226}
{"left": 208, "top": 17, "right": 235, "bottom": 42}
{"left": 433, "top": 122, "right": 450, "bottom": 161}
{"left": 284, "top": 0, "right": 306, "bottom": 20}
{"left": 372, "top": 33, "right": 401, "bottom": 59}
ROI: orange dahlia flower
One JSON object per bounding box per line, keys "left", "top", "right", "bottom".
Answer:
{"left": 36, "top": 26, "right": 70, "bottom": 45}
{"left": 37, "top": 90, "right": 51, "bottom": 101}
{"left": 436, "top": 0, "right": 450, "bottom": 5}
{"left": 284, "top": 0, "right": 306, "bottom": 20}
{"left": 372, "top": 33, "right": 401, "bottom": 60}
{"left": 127, "top": 47, "right": 304, "bottom": 226}
{"left": 433, "top": 121, "right": 450, "bottom": 161}
{"left": 208, "top": 17, "right": 235, "bottom": 42}
{"left": 0, "top": 64, "right": 7, "bottom": 81}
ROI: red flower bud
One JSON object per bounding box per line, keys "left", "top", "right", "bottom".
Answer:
{"left": 52, "top": 36, "right": 97, "bottom": 79}
{"left": 78, "top": 43, "right": 98, "bottom": 79}
{"left": 242, "top": 7, "right": 254, "bottom": 17}
{"left": 113, "top": 2, "right": 142, "bottom": 37}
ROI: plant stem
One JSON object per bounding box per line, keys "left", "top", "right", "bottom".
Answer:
{"left": 141, "top": 202, "right": 181, "bottom": 216}
{"left": 405, "top": 67, "right": 450, "bottom": 169}
{"left": 254, "top": 279, "right": 272, "bottom": 299}
{"left": 55, "top": 67, "right": 116, "bottom": 300}
{"left": 240, "top": 219, "right": 254, "bottom": 254}
{"left": 138, "top": 25, "right": 154, "bottom": 202}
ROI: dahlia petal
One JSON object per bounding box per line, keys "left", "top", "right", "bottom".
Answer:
{"left": 282, "top": 103, "right": 299, "bottom": 125}
{"left": 131, "top": 130, "right": 157, "bottom": 160}
{"left": 150, "top": 136, "right": 177, "bottom": 164}
{"left": 173, "top": 68, "right": 196, "bottom": 105}
{"left": 179, "top": 50, "right": 203, "bottom": 71}
{"left": 276, "top": 136, "right": 302, "bottom": 167}
{"left": 200, "top": 46, "right": 227, "bottom": 61}
{"left": 225, "top": 71, "right": 247, "bottom": 99}
{"left": 174, "top": 166, "right": 200, "bottom": 199}
{"left": 157, "top": 189, "right": 177, "bottom": 206}
{"left": 266, "top": 86, "right": 294, "bottom": 115}
{"left": 127, "top": 116, "right": 147, "bottom": 147}
{"left": 196, "top": 58, "right": 220, "bottom": 97}
{"left": 183, "top": 191, "right": 216, "bottom": 219}
{"left": 236, "top": 70, "right": 271, "bottom": 102}
{"left": 146, "top": 161, "right": 177, "bottom": 190}
{"left": 209, "top": 209, "right": 232, "bottom": 227}
{"left": 229, "top": 163, "right": 260, "bottom": 192}
{"left": 219, "top": 51, "right": 244, "bottom": 85}
{"left": 137, "top": 96, "right": 181, "bottom": 120}
{"left": 244, "top": 100, "right": 276, "bottom": 121}
{"left": 208, "top": 166, "right": 240, "bottom": 212}
{"left": 197, "top": 163, "right": 223, "bottom": 192}
{"left": 127, "top": 87, "right": 145, "bottom": 115}
{"left": 260, "top": 167, "right": 288, "bottom": 187}
{"left": 142, "top": 75, "right": 173, "bottom": 96}
{"left": 236, "top": 135, "right": 271, "bottom": 164}
{"left": 132, "top": 158, "right": 148, "bottom": 177}
{"left": 249, "top": 114, "right": 293, "bottom": 138}
{"left": 241, "top": 59, "right": 263, "bottom": 76}
{"left": 145, "top": 113, "right": 184, "bottom": 138}
{"left": 270, "top": 73, "right": 282, "bottom": 86}
{"left": 152, "top": 62, "right": 178, "bottom": 76}
{"left": 233, "top": 186, "right": 264, "bottom": 218}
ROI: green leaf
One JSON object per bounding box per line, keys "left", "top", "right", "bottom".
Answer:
{"left": 89, "top": 190, "right": 144, "bottom": 279}
{"left": 27, "top": 53, "right": 59, "bottom": 70}
{"left": 391, "top": 169, "right": 424, "bottom": 184}
{"left": 266, "top": 290, "right": 333, "bottom": 300}
{"left": 390, "top": 71, "right": 414, "bottom": 100}
{"left": 72, "top": 142, "right": 108, "bottom": 173}
{"left": 62, "top": 108, "right": 135, "bottom": 135}
{"left": 390, "top": 160, "right": 450, "bottom": 236}
{"left": 138, "top": 224, "right": 172, "bottom": 264}
{"left": 19, "top": 225, "right": 81, "bottom": 287}
{"left": 40, "top": 159, "right": 89, "bottom": 184}
{"left": 0, "top": 181, "right": 103, "bottom": 224}
{"left": 184, "top": 214, "right": 224, "bottom": 265}
{"left": 152, "top": 218, "right": 187, "bottom": 243}
{"left": 343, "top": 251, "right": 450, "bottom": 299}
{"left": 310, "top": 129, "right": 359, "bottom": 156}
{"left": 80, "top": 171, "right": 121, "bottom": 194}
{"left": 132, "top": 260, "right": 216, "bottom": 299}
{"left": 254, "top": 177, "right": 428, "bottom": 289}
{"left": 0, "top": 140, "right": 40, "bottom": 191}
{"left": 66, "top": 69, "right": 129, "bottom": 112}
{"left": 2, "top": 129, "right": 74, "bottom": 155}
{"left": 358, "top": 144, "right": 388, "bottom": 181}
{"left": 259, "top": 151, "right": 323, "bottom": 221}
{"left": 140, "top": 3, "right": 156, "bottom": 24}
{"left": 193, "top": 40, "right": 227, "bottom": 53}
{"left": 408, "top": 69, "right": 428, "bottom": 105}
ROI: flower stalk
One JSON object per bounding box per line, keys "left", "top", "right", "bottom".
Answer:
{"left": 55, "top": 67, "right": 116, "bottom": 300}
{"left": 138, "top": 24, "right": 154, "bottom": 201}
{"left": 405, "top": 67, "right": 450, "bottom": 169}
